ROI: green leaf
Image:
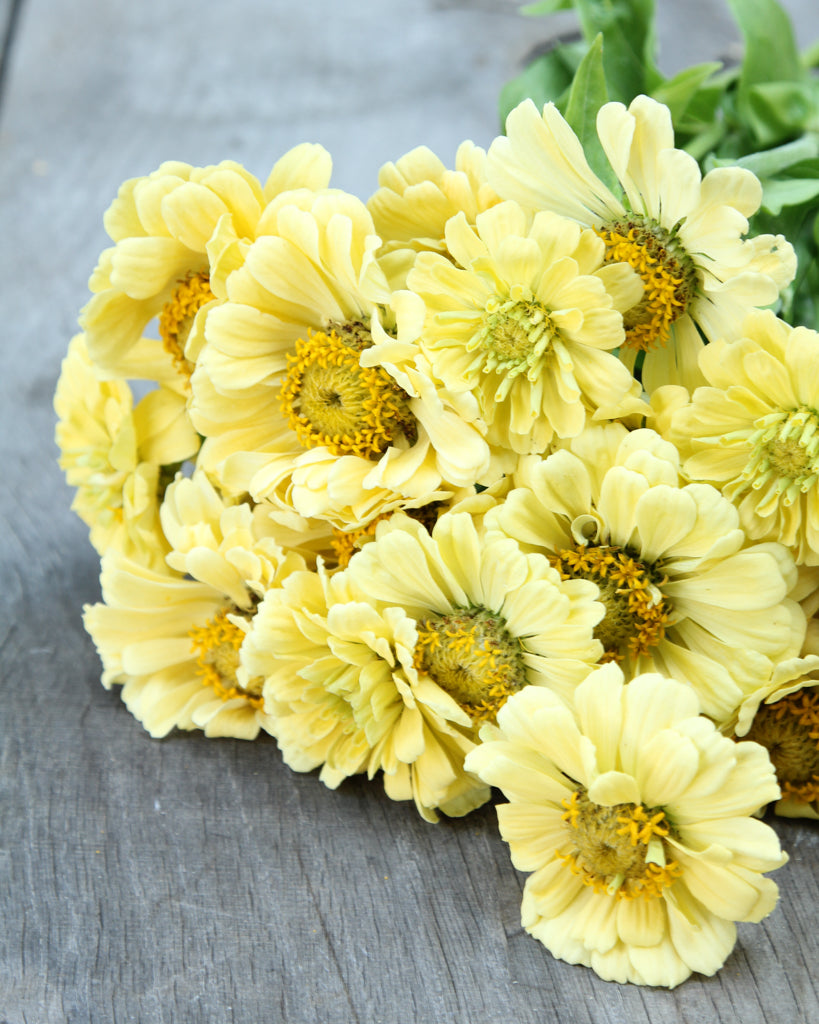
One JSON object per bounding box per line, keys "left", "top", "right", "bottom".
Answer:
{"left": 747, "top": 81, "right": 819, "bottom": 144}
{"left": 683, "top": 122, "right": 730, "bottom": 162}
{"left": 725, "top": 0, "right": 804, "bottom": 136}
{"left": 802, "top": 38, "right": 819, "bottom": 70}
{"left": 573, "top": 0, "right": 659, "bottom": 103}
{"left": 498, "top": 43, "right": 583, "bottom": 127}
{"left": 650, "top": 61, "right": 722, "bottom": 123}
{"left": 564, "top": 34, "right": 618, "bottom": 190}
{"left": 759, "top": 177, "right": 819, "bottom": 215}
{"left": 520, "top": 0, "right": 574, "bottom": 13}
{"left": 709, "top": 136, "right": 819, "bottom": 177}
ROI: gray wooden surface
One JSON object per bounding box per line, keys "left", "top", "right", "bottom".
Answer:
{"left": 3, "top": 1, "right": 819, "bottom": 1021}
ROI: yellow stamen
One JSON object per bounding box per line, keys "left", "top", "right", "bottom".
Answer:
{"left": 596, "top": 217, "right": 697, "bottom": 351}
{"left": 560, "top": 790, "right": 681, "bottom": 900}
{"left": 189, "top": 609, "right": 263, "bottom": 709}
{"left": 413, "top": 607, "right": 527, "bottom": 725}
{"left": 279, "top": 329, "right": 416, "bottom": 459}
{"left": 550, "top": 543, "right": 670, "bottom": 661}
{"left": 746, "top": 686, "right": 819, "bottom": 805}
{"left": 159, "top": 271, "right": 214, "bottom": 378}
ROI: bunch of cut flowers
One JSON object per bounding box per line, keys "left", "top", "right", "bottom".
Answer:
{"left": 55, "top": 0, "right": 819, "bottom": 989}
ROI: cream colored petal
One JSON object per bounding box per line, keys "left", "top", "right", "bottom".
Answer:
{"left": 640, "top": 316, "right": 707, "bottom": 395}
{"left": 496, "top": 802, "right": 569, "bottom": 871}
{"left": 619, "top": 673, "right": 700, "bottom": 778}
{"left": 665, "top": 548, "right": 787, "bottom": 611}
{"left": 616, "top": 895, "right": 666, "bottom": 949}
{"left": 665, "top": 886, "right": 737, "bottom": 978}
{"left": 633, "top": 485, "right": 698, "bottom": 563}
{"left": 489, "top": 100, "right": 618, "bottom": 223}
{"left": 109, "top": 236, "right": 199, "bottom": 300}
{"left": 679, "top": 817, "right": 786, "bottom": 872}
{"left": 573, "top": 662, "right": 623, "bottom": 773}
{"left": 635, "top": 728, "right": 700, "bottom": 807}
{"left": 264, "top": 143, "right": 333, "bottom": 199}
{"left": 161, "top": 182, "right": 230, "bottom": 251}
{"left": 587, "top": 771, "right": 641, "bottom": 805}
{"left": 596, "top": 466, "right": 648, "bottom": 547}
{"left": 673, "top": 847, "right": 782, "bottom": 922}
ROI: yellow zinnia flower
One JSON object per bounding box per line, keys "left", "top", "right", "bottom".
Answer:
{"left": 367, "top": 141, "right": 500, "bottom": 260}
{"left": 383, "top": 199, "right": 645, "bottom": 455}
{"left": 54, "top": 334, "right": 198, "bottom": 567}
{"left": 465, "top": 665, "right": 787, "bottom": 987}
{"left": 487, "top": 96, "right": 796, "bottom": 394}
{"left": 671, "top": 310, "right": 819, "bottom": 566}
{"left": 190, "top": 188, "right": 493, "bottom": 529}
{"left": 80, "top": 146, "right": 332, "bottom": 382}
{"left": 83, "top": 471, "right": 306, "bottom": 739}
{"left": 486, "top": 423, "right": 804, "bottom": 724}
{"left": 248, "top": 509, "right": 604, "bottom": 821}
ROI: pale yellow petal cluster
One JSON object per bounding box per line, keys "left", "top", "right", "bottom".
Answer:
{"left": 487, "top": 96, "right": 796, "bottom": 394}
{"left": 367, "top": 141, "right": 500, "bottom": 260}
{"left": 190, "top": 189, "right": 494, "bottom": 529}
{"left": 54, "top": 334, "right": 197, "bottom": 567}
{"left": 671, "top": 310, "right": 819, "bottom": 566}
{"left": 465, "top": 666, "right": 787, "bottom": 987}
{"left": 390, "top": 199, "right": 645, "bottom": 455}
{"left": 486, "top": 423, "right": 803, "bottom": 723}
{"left": 80, "top": 148, "right": 332, "bottom": 381}
{"left": 244, "top": 509, "right": 604, "bottom": 820}
{"left": 83, "top": 471, "right": 307, "bottom": 740}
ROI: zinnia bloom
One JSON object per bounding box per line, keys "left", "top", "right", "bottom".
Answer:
{"left": 465, "top": 665, "right": 787, "bottom": 987}
{"left": 671, "top": 310, "right": 819, "bottom": 566}
{"left": 80, "top": 147, "right": 332, "bottom": 382}
{"left": 247, "top": 509, "right": 604, "bottom": 821}
{"left": 191, "top": 188, "right": 493, "bottom": 529}
{"left": 54, "top": 334, "right": 198, "bottom": 567}
{"left": 486, "top": 423, "right": 804, "bottom": 723}
{"left": 386, "top": 199, "right": 644, "bottom": 454}
{"left": 367, "top": 141, "right": 500, "bottom": 259}
{"left": 486, "top": 96, "right": 796, "bottom": 393}
{"left": 732, "top": 573, "right": 819, "bottom": 818}
{"left": 83, "top": 471, "right": 305, "bottom": 739}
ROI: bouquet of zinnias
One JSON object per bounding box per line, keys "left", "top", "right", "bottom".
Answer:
{"left": 55, "top": 95, "right": 819, "bottom": 988}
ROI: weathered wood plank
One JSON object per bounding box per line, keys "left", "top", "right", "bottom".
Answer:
{"left": 2, "top": 1, "right": 819, "bottom": 1022}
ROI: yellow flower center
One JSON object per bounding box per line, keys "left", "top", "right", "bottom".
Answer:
{"left": 189, "top": 609, "right": 264, "bottom": 709}
{"left": 596, "top": 216, "right": 698, "bottom": 351}
{"left": 741, "top": 407, "right": 819, "bottom": 505}
{"left": 550, "top": 543, "right": 670, "bottom": 661}
{"left": 745, "top": 686, "right": 819, "bottom": 804}
{"left": 159, "top": 271, "right": 214, "bottom": 378}
{"left": 474, "top": 296, "right": 555, "bottom": 400}
{"left": 279, "top": 326, "right": 417, "bottom": 459}
{"left": 413, "top": 607, "right": 527, "bottom": 725}
{"left": 561, "top": 790, "right": 682, "bottom": 900}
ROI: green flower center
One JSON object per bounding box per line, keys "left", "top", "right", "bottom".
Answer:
{"left": 473, "top": 296, "right": 554, "bottom": 399}
{"left": 742, "top": 407, "right": 819, "bottom": 503}
{"left": 413, "top": 606, "right": 527, "bottom": 725}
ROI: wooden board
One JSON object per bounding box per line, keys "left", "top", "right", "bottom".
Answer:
{"left": 3, "top": 1, "right": 819, "bottom": 1021}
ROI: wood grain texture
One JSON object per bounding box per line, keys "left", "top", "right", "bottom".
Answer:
{"left": 2, "top": 1, "right": 819, "bottom": 1021}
